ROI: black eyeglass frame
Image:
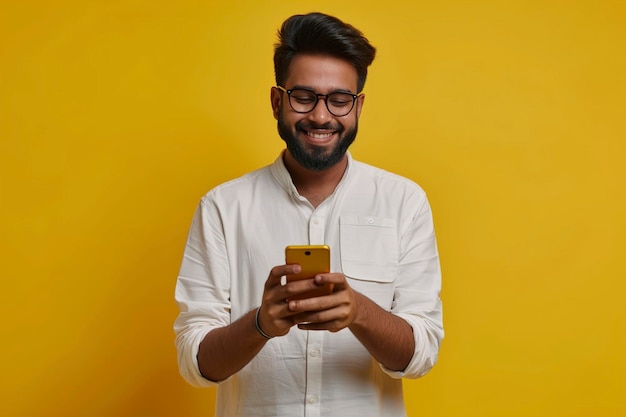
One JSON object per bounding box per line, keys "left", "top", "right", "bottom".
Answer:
{"left": 276, "top": 85, "right": 363, "bottom": 117}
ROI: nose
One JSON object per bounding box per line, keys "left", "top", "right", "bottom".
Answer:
{"left": 307, "top": 97, "right": 333, "bottom": 124}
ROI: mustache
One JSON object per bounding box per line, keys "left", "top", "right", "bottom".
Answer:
{"left": 296, "top": 121, "right": 343, "bottom": 132}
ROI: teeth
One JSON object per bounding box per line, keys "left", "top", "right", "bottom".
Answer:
{"left": 307, "top": 131, "right": 333, "bottom": 139}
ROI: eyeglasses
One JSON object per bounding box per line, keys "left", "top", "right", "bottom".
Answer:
{"left": 276, "top": 86, "right": 362, "bottom": 117}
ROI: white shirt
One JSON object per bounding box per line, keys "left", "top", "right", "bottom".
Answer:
{"left": 174, "top": 152, "right": 443, "bottom": 417}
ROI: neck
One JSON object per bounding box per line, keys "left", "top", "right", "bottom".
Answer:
{"left": 283, "top": 150, "right": 348, "bottom": 208}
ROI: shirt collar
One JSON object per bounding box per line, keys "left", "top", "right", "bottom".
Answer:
{"left": 270, "top": 150, "right": 354, "bottom": 198}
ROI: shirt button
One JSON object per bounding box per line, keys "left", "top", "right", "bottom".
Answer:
{"left": 309, "top": 349, "right": 320, "bottom": 357}
{"left": 313, "top": 218, "right": 320, "bottom": 225}
{"left": 307, "top": 395, "right": 319, "bottom": 404}
{"left": 367, "top": 217, "right": 374, "bottom": 224}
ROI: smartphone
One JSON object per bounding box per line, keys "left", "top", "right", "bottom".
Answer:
{"left": 285, "top": 245, "right": 333, "bottom": 300}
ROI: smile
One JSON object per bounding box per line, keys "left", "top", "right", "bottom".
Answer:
{"left": 305, "top": 131, "right": 335, "bottom": 139}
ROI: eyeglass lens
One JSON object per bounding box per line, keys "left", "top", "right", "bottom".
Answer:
{"left": 288, "top": 89, "right": 356, "bottom": 116}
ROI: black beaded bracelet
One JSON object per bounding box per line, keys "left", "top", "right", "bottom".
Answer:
{"left": 254, "top": 307, "right": 273, "bottom": 340}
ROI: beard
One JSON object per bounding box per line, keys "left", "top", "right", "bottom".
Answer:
{"left": 277, "top": 115, "right": 358, "bottom": 171}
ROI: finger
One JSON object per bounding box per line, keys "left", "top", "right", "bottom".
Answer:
{"left": 298, "top": 321, "right": 345, "bottom": 333}
{"left": 283, "top": 278, "right": 331, "bottom": 300}
{"left": 313, "top": 272, "right": 348, "bottom": 287}
{"left": 294, "top": 306, "right": 350, "bottom": 332}
{"left": 256, "top": 306, "right": 295, "bottom": 339}
{"left": 288, "top": 291, "right": 336, "bottom": 313}
{"left": 265, "top": 264, "right": 301, "bottom": 290}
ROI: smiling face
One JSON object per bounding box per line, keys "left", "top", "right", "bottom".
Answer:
{"left": 271, "top": 54, "right": 365, "bottom": 172}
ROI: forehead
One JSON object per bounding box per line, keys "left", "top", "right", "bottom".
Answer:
{"left": 285, "top": 54, "right": 358, "bottom": 93}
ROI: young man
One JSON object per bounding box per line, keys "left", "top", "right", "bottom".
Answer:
{"left": 174, "top": 12, "right": 443, "bottom": 417}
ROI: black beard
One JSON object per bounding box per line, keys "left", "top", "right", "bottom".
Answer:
{"left": 277, "top": 117, "right": 358, "bottom": 171}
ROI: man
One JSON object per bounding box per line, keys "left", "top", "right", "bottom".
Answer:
{"left": 174, "top": 12, "right": 443, "bottom": 417}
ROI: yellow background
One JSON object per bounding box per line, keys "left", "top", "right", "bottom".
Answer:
{"left": 1, "top": 1, "right": 624, "bottom": 416}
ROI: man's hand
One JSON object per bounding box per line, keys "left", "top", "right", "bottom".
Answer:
{"left": 285, "top": 273, "right": 359, "bottom": 332}
{"left": 199, "top": 266, "right": 413, "bottom": 381}
{"left": 198, "top": 263, "right": 337, "bottom": 381}
{"left": 278, "top": 271, "right": 415, "bottom": 372}
{"left": 256, "top": 265, "right": 350, "bottom": 337}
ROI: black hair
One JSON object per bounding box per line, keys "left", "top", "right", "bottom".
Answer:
{"left": 274, "top": 12, "right": 376, "bottom": 92}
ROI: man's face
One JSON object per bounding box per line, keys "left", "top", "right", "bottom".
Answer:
{"left": 271, "top": 54, "right": 364, "bottom": 171}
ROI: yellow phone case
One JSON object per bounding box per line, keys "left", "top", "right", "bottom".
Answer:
{"left": 285, "top": 245, "right": 333, "bottom": 299}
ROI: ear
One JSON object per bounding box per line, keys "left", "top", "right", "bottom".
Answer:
{"left": 355, "top": 93, "right": 365, "bottom": 118}
{"left": 270, "top": 87, "right": 282, "bottom": 120}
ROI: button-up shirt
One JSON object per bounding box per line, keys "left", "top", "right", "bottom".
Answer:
{"left": 174, "top": 152, "right": 443, "bottom": 417}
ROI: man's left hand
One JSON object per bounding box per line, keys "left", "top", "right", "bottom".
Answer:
{"left": 287, "top": 273, "right": 360, "bottom": 332}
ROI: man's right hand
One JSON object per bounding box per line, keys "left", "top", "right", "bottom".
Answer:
{"left": 257, "top": 263, "right": 332, "bottom": 338}
{"left": 198, "top": 263, "right": 332, "bottom": 381}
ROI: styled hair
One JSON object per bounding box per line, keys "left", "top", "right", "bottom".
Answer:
{"left": 274, "top": 12, "right": 376, "bottom": 93}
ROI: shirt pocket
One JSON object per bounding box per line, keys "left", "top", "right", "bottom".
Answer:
{"left": 339, "top": 216, "right": 398, "bottom": 283}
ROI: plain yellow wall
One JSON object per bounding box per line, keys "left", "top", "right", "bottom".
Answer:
{"left": 1, "top": 1, "right": 625, "bottom": 416}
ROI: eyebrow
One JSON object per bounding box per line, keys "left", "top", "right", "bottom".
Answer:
{"left": 289, "top": 85, "right": 357, "bottom": 95}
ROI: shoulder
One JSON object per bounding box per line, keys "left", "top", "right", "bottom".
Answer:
{"left": 351, "top": 159, "right": 427, "bottom": 198}
{"left": 200, "top": 165, "right": 274, "bottom": 205}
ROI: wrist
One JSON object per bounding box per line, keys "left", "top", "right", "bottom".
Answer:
{"left": 349, "top": 292, "right": 370, "bottom": 330}
{"left": 254, "top": 307, "right": 274, "bottom": 340}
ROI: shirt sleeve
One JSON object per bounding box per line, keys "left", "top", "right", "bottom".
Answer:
{"left": 174, "top": 197, "right": 231, "bottom": 387}
{"left": 381, "top": 192, "right": 444, "bottom": 379}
